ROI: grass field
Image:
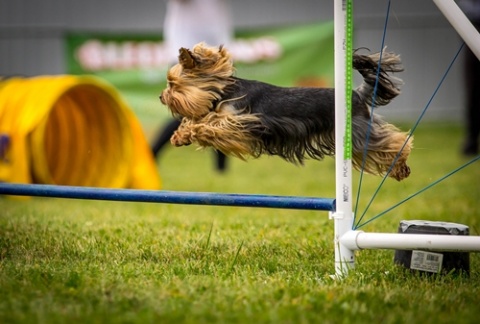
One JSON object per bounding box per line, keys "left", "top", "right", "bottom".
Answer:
{"left": 1, "top": 122, "right": 479, "bottom": 323}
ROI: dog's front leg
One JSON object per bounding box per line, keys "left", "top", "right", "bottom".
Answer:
{"left": 170, "top": 118, "right": 195, "bottom": 147}
{"left": 171, "top": 116, "right": 227, "bottom": 148}
{"left": 170, "top": 113, "right": 262, "bottom": 160}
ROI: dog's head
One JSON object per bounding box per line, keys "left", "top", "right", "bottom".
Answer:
{"left": 160, "top": 43, "right": 235, "bottom": 119}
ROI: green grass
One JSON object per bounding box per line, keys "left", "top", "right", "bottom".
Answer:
{"left": 1, "top": 122, "right": 480, "bottom": 323}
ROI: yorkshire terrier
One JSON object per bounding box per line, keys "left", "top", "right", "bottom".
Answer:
{"left": 160, "top": 43, "right": 413, "bottom": 181}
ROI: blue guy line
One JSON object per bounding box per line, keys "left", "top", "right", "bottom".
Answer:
{"left": 356, "top": 154, "right": 480, "bottom": 229}
{"left": 354, "top": 0, "right": 392, "bottom": 225}
{"left": 355, "top": 43, "right": 467, "bottom": 229}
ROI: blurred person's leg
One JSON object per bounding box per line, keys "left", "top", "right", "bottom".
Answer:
{"left": 463, "top": 30, "right": 480, "bottom": 156}
{"left": 152, "top": 119, "right": 181, "bottom": 157}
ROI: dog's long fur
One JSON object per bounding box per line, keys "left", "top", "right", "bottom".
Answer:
{"left": 160, "top": 43, "right": 413, "bottom": 181}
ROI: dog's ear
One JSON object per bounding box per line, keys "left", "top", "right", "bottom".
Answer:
{"left": 178, "top": 48, "right": 196, "bottom": 69}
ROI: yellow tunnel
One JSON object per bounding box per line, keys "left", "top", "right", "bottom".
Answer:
{"left": 0, "top": 75, "right": 161, "bottom": 189}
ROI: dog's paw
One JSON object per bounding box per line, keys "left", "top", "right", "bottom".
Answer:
{"left": 170, "top": 131, "right": 192, "bottom": 147}
{"left": 391, "top": 163, "right": 411, "bottom": 181}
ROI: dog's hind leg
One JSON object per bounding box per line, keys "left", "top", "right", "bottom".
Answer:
{"left": 352, "top": 115, "right": 412, "bottom": 181}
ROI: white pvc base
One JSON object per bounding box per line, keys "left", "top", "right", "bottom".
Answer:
{"left": 331, "top": 212, "right": 355, "bottom": 275}
{"left": 341, "top": 230, "right": 480, "bottom": 252}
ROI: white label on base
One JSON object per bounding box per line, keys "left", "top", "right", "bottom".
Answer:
{"left": 410, "top": 250, "right": 443, "bottom": 273}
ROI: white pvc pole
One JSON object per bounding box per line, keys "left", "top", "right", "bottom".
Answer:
{"left": 342, "top": 230, "right": 480, "bottom": 251}
{"left": 332, "top": 0, "right": 355, "bottom": 275}
{"left": 433, "top": 0, "right": 480, "bottom": 60}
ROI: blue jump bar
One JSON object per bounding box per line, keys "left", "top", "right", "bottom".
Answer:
{"left": 0, "top": 183, "right": 336, "bottom": 211}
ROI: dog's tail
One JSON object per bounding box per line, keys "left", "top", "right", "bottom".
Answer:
{"left": 353, "top": 49, "right": 403, "bottom": 107}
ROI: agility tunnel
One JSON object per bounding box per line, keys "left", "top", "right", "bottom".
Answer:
{"left": 0, "top": 75, "right": 161, "bottom": 189}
